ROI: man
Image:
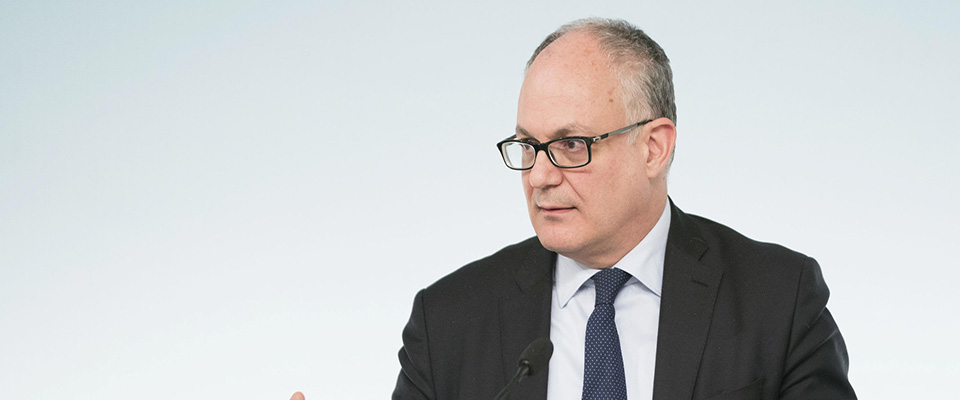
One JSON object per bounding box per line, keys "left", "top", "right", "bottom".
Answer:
{"left": 389, "top": 18, "right": 856, "bottom": 400}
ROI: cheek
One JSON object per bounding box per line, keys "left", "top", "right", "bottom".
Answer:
{"left": 521, "top": 174, "right": 533, "bottom": 197}
{"left": 576, "top": 165, "right": 645, "bottom": 210}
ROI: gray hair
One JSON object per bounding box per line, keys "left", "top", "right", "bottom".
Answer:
{"left": 526, "top": 18, "right": 677, "bottom": 126}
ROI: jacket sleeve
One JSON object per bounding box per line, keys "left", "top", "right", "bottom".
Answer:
{"left": 392, "top": 290, "right": 435, "bottom": 400}
{"left": 779, "top": 257, "right": 857, "bottom": 399}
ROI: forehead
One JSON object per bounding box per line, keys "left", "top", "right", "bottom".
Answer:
{"left": 516, "top": 31, "right": 625, "bottom": 141}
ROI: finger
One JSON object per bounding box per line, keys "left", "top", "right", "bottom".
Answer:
{"left": 289, "top": 391, "right": 305, "bottom": 400}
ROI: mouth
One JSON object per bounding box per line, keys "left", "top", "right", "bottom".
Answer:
{"left": 538, "top": 205, "right": 576, "bottom": 215}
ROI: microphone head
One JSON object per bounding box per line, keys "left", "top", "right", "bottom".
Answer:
{"left": 518, "top": 337, "right": 554, "bottom": 376}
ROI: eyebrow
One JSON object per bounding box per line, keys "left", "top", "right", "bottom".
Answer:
{"left": 515, "top": 123, "right": 592, "bottom": 141}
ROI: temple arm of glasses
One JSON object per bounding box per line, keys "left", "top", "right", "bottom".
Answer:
{"left": 591, "top": 119, "right": 654, "bottom": 143}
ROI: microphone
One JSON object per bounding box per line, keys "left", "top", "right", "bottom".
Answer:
{"left": 493, "top": 337, "right": 554, "bottom": 400}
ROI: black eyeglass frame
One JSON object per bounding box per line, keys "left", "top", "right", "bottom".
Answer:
{"left": 496, "top": 119, "right": 654, "bottom": 170}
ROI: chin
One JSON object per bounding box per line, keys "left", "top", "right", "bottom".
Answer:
{"left": 533, "top": 226, "right": 585, "bottom": 255}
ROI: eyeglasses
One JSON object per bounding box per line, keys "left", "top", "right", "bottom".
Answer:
{"left": 496, "top": 120, "right": 653, "bottom": 170}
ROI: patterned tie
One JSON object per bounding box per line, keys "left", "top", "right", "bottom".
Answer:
{"left": 582, "top": 267, "right": 632, "bottom": 400}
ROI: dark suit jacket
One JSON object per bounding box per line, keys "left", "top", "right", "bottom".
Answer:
{"left": 393, "top": 203, "right": 856, "bottom": 400}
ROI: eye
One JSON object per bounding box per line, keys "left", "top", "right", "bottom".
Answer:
{"left": 559, "top": 138, "right": 587, "bottom": 152}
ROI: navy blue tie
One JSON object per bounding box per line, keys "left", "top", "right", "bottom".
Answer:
{"left": 582, "top": 267, "right": 631, "bottom": 400}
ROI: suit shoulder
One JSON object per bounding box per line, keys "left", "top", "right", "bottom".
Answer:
{"left": 683, "top": 212, "right": 812, "bottom": 271}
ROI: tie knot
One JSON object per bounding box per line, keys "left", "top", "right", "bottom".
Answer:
{"left": 591, "top": 267, "right": 631, "bottom": 305}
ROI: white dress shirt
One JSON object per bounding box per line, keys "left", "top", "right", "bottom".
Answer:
{"left": 546, "top": 202, "right": 671, "bottom": 400}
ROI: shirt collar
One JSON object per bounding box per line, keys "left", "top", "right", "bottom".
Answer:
{"left": 554, "top": 201, "right": 671, "bottom": 308}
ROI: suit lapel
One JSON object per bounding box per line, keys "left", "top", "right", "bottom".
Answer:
{"left": 652, "top": 202, "right": 723, "bottom": 400}
{"left": 498, "top": 239, "right": 555, "bottom": 400}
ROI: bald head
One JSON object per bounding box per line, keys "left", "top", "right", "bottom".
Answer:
{"left": 525, "top": 18, "right": 676, "bottom": 126}
{"left": 519, "top": 31, "right": 627, "bottom": 137}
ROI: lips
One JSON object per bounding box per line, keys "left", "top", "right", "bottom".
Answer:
{"left": 536, "top": 202, "right": 576, "bottom": 215}
{"left": 539, "top": 205, "right": 574, "bottom": 211}
{"left": 534, "top": 194, "right": 576, "bottom": 214}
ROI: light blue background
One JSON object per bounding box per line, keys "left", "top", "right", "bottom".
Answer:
{"left": 2, "top": 1, "right": 958, "bottom": 398}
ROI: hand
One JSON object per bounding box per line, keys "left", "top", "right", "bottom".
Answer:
{"left": 290, "top": 392, "right": 305, "bottom": 400}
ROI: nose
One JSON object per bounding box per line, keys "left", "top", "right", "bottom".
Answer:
{"left": 525, "top": 149, "right": 562, "bottom": 189}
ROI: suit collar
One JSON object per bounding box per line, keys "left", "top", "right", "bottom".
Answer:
{"left": 652, "top": 199, "right": 723, "bottom": 400}
{"left": 512, "top": 237, "right": 555, "bottom": 292}
{"left": 499, "top": 239, "right": 554, "bottom": 400}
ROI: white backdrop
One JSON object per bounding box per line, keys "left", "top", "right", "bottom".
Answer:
{"left": 2, "top": 1, "right": 958, "bottom": 399}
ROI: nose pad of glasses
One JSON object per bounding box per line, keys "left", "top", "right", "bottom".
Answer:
{"left": 531, "top": 147, "right": 564, "bottom": 172}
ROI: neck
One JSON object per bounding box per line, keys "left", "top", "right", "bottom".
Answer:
{"left": 570, "top": 193, "right": 669, "bottom": 269}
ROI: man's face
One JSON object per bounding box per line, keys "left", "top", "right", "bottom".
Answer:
{"left": 517, "top": 32, "right": 659, "bottom": 268}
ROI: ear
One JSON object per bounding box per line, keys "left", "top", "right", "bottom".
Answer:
{"left": 644, "top": 117, "right": 677, "bottom": 178}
